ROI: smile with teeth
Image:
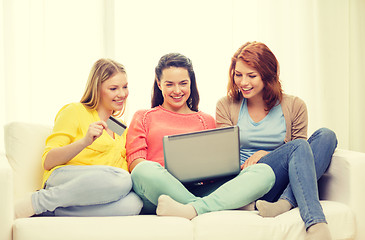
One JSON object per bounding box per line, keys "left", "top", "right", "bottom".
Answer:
{"left": 243, "top": 87, "right": 253, "bottom": 90}
{"left": 172, "top": 95, "right": 183, "bottom": 99}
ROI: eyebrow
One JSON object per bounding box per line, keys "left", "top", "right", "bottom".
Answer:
{"left": 235, "top": 70, "right": 256, "bottom": 75}
{"left": 164, "top": 80, "right": 189, "bottom": 83}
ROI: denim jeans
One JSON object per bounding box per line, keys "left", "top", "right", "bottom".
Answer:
{"left": 258, "top": 128, "right": 338, "bottom": 228}
{"left": 32, "top": 165, "right": 143, "bottom": 216}
{"left": 131, "top": 161, "right": 275, "bottom": 215}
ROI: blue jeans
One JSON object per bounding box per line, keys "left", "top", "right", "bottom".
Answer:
{"left": 258, "top": 128, "right": 337, "bottom": 228}
{"left": 32, "top": 165, "right": 143, "bottom": 216}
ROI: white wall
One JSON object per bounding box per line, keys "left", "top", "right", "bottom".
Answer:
{"left": 1, "top": 0, "right": 364, "bottom": 153}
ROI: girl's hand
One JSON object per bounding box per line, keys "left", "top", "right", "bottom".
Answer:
{"left": 83, "top": 121, "right": 108, "bottom": 146}
{"left": 241, "top": 150, "right": 269, "bottom": 170}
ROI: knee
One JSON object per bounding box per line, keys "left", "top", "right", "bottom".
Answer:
{"left": 248, "top": 163, "right": 276, "bottom": 189}
{"left": 101, "top": 167, "right": 132, "bottom": 194}
{"left": 315, "top": 128, "right": 338, "bottom": 147}
{"left": 131, "top": 161, "right": 162, "bottom": 184}
{"left": 292, "top": 138, "right": 308, "bottom": 146}
{"left": 260, "top": 164, "right": 276, "bottom": 188}
{"left": 130, "top": 161, "right": 169, "bottom": 197}
{"left": 291, "top": 138, "right": 310, "bottom": 151}
{"left": 122, "top": 192, "right": 143, "bottom": 215}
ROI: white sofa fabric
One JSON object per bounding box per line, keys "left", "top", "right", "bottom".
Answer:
{"left": 1, "top": 121, "right": 364, "bottom": 240}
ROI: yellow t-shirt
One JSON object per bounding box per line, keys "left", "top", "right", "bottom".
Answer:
{"left": 41, "top": 102, "right": 128, "bottom": 187}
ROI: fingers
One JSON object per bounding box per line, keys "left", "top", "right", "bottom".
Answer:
{"left": 91, "top": 121, "right": 108, "bottom": 132}
{"left": 98, "top": 120, "right": 108, "bottom": 130}
{"left": 87, "top": 121, "right": 107, "bottom": 141}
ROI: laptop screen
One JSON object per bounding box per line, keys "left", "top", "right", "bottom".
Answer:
{"left": 163, "top": 126, "right": 240, "bottom": 183}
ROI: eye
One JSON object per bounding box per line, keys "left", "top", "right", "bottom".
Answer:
{"left": 249, "top": 75, "right": 256, "bottom": 78}
{"left": 234, "top": 72, "right": 242, "bottom": 77}
{"left": 110, "top": 87, "right": 117, "bottom": 91}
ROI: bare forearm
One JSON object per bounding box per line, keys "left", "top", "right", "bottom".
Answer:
{"left": 129, "top": 158, "right": 146, "bottom": 172}
{"left": 43, "top": 138, "right": 88, "bottom": 171}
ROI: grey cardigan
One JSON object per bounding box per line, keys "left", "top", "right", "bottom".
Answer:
{"left": 215, "top": 94, "right": 308, "bottom": 142}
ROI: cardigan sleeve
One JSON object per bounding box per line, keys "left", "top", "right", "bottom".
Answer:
{"left": 216, "top": 96, "right": 235, "bottom": 128}
{"left": 290, "top": 96, "right": 308, "bottom": 140}
{"left": 126, "top": 110, "right": 149, "bottom": 167}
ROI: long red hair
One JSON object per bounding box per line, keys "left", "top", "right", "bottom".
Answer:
{"left": 228, "top": 42, "right": 282, "bottom": 111}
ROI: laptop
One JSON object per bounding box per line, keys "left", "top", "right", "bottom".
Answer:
{"left": 163, "top": 125, "right": 240, "bottom": 184}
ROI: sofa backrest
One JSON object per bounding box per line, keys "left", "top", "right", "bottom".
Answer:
{"left": 4, "top": 122, "right": 52, "bottom": 201}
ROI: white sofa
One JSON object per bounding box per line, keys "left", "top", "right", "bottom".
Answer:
{"left": 1, "top": 121, "right": 364, "bottom": 240}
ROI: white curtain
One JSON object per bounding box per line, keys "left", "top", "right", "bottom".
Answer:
{"left": 1, "top": 0, "right": 364, "bottom": 153}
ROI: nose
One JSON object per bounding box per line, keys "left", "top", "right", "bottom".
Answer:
{"left": 117, "top": 89, "right": 127, "bottom": 98}
{"left": 239, "top": 76, "right": 250, "bottom": 87}
{"left": 173, "top": 85, "right": 182, "bottom": 94}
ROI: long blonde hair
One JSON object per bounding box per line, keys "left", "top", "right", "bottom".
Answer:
{"left": 80, "top": 58, "right": 127, "bottom": 117}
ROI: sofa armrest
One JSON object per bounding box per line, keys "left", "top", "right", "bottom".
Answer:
{"left": 0, "top": 152, "right": 13, "bottom": 240}
{"left": 318, "top": 148, "right": 365, "bottom": 240}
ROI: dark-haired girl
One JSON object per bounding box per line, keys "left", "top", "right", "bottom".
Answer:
{"left": 126, "top": 53, "right": 275, "bottom": 219}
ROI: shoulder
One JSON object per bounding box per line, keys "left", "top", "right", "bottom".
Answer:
{"left": 130, "top": 107, "right": 164, "bottom": 128}
{"left": 132, "top": 107, "right": 161, "bottom": 120}
{"left": 52, "top": 103, "right": 87, "bottom": 132}
{"left": 217, "top": 95, "right": 242, "bottom": 109}
{"left": 281, "top": 94, "right": 308, "bottom": 125}
{"left": 196, "top": 111, "right": 215, "bottom": 128}
{"left": 56, "top": 102, "right": 89, "bottom": 115}
{"left": 198, "top": 111, "right": 214, "bottom": 121}
{"left": 281, "top": 94, "right": 306, "bottom": 109}
{"left": 54, "top": 102, "right": 85, "bottom": 120}
{"left": 217, "top": 96, "right": 236, "bottom": 107}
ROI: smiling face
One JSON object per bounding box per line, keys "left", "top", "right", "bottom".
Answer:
{"left": 98, "top": 72, "right": 129, "bottom": 115}
{"left": 157, "top": 67, "right": 192, "bottom": 113}
{"left": 234, "top": 60, "right": 264, "bottom": 102}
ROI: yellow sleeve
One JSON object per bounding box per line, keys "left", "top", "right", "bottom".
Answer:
{"left": 41, "top": 103, "right": 80, "bottom": 167}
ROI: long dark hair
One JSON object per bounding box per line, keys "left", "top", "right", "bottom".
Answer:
{"left": 151, "top": 53, "right": 200, "bottom": 112}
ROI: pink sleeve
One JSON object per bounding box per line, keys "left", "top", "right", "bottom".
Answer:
{"left": 126, "top": 110, "right": 148, "bottom": 167}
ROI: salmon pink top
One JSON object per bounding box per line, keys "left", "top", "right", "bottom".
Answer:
{"left": 126, "top": 106, "right": 216, "bottom": 168}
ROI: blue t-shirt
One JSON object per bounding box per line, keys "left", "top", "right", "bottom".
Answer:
{"left": 237, "top": 99, "right": 286, "bottom": 165}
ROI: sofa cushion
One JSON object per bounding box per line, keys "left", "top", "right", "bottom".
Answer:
{"left": 13, "top": 215, "right": 194, "bottom": 240}
{"left": 192, "top": 201, "right": 355, "bottom": 240}
{"left": 4, "top": 122, "right": 52, "bottom": 200}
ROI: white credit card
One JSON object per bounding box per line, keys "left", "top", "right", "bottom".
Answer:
{"left": 106, "top": 116, "right": 127, "bottom": 136}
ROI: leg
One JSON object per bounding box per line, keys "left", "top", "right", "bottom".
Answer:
{"left": 157, "top": 163, "right": 275, "bottom": 218}
{"left": 131, "top": 161, "right": 197, "bottom": 214}
{"left": 32, "top": 165, "right": 132, "bottom": 215}
{"left": 280, "top": 128, "right": 338, "bottom": 207}
{"left": 192, "top": 163, "right": 274, "bottom": 214}
{"left": 258, "top": 139, "right": 327, "bottom": 229}
{"left": 53, "top": 192, "right": 143, "bottom": 216}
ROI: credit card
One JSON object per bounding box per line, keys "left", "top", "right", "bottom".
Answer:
{"left": 106, "top": 116, "right": 127, "bottom": 136}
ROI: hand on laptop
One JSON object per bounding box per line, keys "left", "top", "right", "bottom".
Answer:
{"left": 241, "top": 150, "right": 269, "bottom": 170}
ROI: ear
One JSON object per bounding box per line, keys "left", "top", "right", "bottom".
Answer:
{"left": 156, "top": 78, "right": 162, "bottom": 90}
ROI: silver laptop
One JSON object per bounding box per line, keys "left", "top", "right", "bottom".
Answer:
{"left": 163, "top": 126, "right": 240, "bottom": 183}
